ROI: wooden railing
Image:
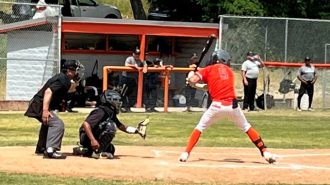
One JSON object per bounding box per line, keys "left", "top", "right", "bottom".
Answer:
{"left": 102, "top": 66, "right": 194, "bottom": 112}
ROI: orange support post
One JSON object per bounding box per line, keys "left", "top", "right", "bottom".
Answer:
{"left": 264, "top": 61, "right": 330, "bottom": 68}
{"left": 163, "top": 70, "right": 169, "bottom": 112}
{"left": 136, "top": 70, "right": 144, "bottom": 108}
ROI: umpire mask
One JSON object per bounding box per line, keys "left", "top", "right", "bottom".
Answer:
{"left": 62, "top": 60, "right": 85, "bottom": 82}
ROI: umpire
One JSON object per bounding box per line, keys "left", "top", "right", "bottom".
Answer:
{"left": 297, "top": 56, "right": 317, "bottom": 111}
{"left": 24, "top": 60, "right": 84, "bottom": 159}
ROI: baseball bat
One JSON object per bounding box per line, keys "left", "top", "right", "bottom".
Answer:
{"left": 195, "top": 34, "right": 217, "bottom": 71}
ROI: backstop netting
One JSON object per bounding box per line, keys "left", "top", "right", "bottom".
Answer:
{"left": 219, "top": 15, "right": 330, "bottom": 109}
{"left": 0, "top": 1, "right": 61, "bottom": 101}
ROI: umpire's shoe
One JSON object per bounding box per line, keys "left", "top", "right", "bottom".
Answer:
{"left": 43, "top": 151, "right": 66, "bottom": 159}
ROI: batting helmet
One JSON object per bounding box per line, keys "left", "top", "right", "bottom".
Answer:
{"left": 100, "top": 90, "right": 122, "bottom": 113}
{"left": 211, "top": 49, "right": 231, "bottom": 66}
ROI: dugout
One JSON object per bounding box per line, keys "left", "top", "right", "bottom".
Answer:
{"left": 61, "top": 17, "right": 219, "bottom": 86}
{"left": 60, "top": 17, "right": 219, "bottom": 108}
{"left": 0, "top": 16, "right": 218, "bottom": 110}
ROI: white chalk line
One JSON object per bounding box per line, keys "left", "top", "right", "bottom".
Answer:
{"left": 152, "top": 149, "right": 330, "bottom": 158}
{"left": 152, "top": 149, "right": 330, "bottom": 171}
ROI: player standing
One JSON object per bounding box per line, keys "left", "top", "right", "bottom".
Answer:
{"left": 179, "top": 50, "right": 277, "bottom": 164}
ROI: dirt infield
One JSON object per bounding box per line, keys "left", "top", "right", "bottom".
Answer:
{"left": 1, "top": 146, "right": 330, "bottom": 184}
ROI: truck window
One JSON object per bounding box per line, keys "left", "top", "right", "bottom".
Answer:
{"left": 78, "top": 0, "right": 95, "bottom": 6}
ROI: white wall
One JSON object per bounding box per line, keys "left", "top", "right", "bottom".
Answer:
{"left": 6, "top": 30, "right": 56, "bottom": 100}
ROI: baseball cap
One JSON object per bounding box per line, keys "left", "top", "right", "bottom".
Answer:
{"left": 134, "top": 48, "right": 141, "bottom": 55}
{"left": 190, "top": 53, "right": 198, "bottom": 60}
{"left": 304, "top": 56, "right": 311, "bottom": 61}
{"left": 247, "top": 51, "right": 254, "bottom": 56}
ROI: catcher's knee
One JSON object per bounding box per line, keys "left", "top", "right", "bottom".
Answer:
{"left": 98, "top": 122, "right": 116, "bottom": 152}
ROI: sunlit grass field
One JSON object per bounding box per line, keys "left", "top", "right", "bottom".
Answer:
{"left": 1, "top": 109, "right": 330, "bottom": 184}
{"left": 1, "top": 110, "right": 330, "bottom": 148}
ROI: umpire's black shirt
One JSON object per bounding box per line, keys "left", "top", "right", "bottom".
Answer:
{"left": 24, "top": 73, "right": 71, "bottom": 120}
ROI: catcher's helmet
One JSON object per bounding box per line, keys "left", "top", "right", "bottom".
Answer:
{"left": 211, "top": 49, "right": 231, "bottom": 66}
{"left": 62, "top": 59, "right": 85, "bottom": 82}
{"left": 100, "top": 90, "right": 122, "bottom": 113}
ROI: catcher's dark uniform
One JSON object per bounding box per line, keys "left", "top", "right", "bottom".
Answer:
{"left": 79, "top": 105, "right": 124, "bottom": 156}
{"left": 24, "top": 73, "right": 71, "bottom": 153}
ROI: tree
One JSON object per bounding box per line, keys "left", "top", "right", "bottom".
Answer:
{"left": 145, "top": 0, "right": 330, "bottom": 22}
{"left": 130, "top": 0, "right": 146, "bottom": 20}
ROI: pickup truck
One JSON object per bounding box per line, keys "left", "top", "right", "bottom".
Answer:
{"left": 11, "top": 0, "right": 122, "bottom": 19}
{"left": 59, "top": 0, "right": 122, "bottom": 18}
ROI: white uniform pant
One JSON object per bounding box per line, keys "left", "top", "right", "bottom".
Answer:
{"left": 196, "top": 101, "right": 251, "bottom": 132}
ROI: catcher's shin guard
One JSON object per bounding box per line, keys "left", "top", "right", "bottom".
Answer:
{"left": 98, "top": 131, "right": 115, "bottom": 153}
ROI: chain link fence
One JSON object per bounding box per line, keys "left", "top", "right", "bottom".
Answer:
{"left": 219, "top": 15, "right": 330, "bottom": 109}
{"left": 0, "top": 1, "right": 61, "bottom": 101}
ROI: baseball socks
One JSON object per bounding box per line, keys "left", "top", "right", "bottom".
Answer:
{"left": 179, "top": 129, "right": 201, "bottom": 162}
{"left": 246, "top": 127, "right": 276, "bottom": 163}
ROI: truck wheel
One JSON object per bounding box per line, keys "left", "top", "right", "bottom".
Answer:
{"left": 105, "top": 14, "right": 118, "bottom": 19}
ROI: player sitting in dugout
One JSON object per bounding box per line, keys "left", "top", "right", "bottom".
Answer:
{"left": 73, "top": 89, "right": 149, "bottom": 159}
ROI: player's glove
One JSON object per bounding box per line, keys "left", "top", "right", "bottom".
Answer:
{"left": 136, "top": 118, "right": 150, "bottom": 139}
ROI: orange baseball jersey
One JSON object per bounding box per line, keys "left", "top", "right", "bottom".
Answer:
{"left": 196, "top": 64, "right": 237, "bottom": 102}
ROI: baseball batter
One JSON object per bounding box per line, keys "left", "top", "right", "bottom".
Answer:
{"left": 179, "top": 50, "right": 277, "bottom": 164}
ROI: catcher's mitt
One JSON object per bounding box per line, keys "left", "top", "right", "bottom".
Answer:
{"left": 136, "top": 118, "right": 149, "bottom": 139}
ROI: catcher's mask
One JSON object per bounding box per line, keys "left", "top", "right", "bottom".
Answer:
{"left": 211, "top": 49, "right": 231, "bottom": 66}
{"left": 62, "top": 60, "right": 85, "bottom": 82}
{"left": 100, "top": 90, "right": 122, "bottom": 113}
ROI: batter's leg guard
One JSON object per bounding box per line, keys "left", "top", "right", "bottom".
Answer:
{"left": 246, "top": 127, "right": 267, "bottom": 156}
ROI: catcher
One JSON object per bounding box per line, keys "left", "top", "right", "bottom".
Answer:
{"left": 73, "top": 89, "right": 149, "bottom": 159}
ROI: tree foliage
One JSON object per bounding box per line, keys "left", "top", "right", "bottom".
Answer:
{"left": 146, "top": 0, "right": 330, "bottom": 22}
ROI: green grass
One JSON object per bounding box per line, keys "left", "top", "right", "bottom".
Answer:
{"left": 1, "top": 110, "right": 330, "bottom": 148}
{"left": 1, "top": 110, "right": 330, "bottom": 184}
{"left": 0, "top": 172, "right": 202, "bottom": 185}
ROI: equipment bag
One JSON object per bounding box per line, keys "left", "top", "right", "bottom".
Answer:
{"left": 256, "top": 93, "right": 275, "bottom": 110}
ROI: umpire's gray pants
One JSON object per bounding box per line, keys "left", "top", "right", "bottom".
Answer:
{"left": 37, "top": 112, "right": 65, "bottom": 151}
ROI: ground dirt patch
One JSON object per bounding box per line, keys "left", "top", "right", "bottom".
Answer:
{"left": 1, "top": 146, "right": 330, "bottom": 184}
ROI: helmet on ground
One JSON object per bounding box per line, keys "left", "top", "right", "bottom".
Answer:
{"left": 211, "top": 49, "right": 231, "bottom": 66}
{"left": 100, "top": 90, "right": 122, "bottom": 113}
{"left": 62, "top": 59, "right": 85, "bottom": 82}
